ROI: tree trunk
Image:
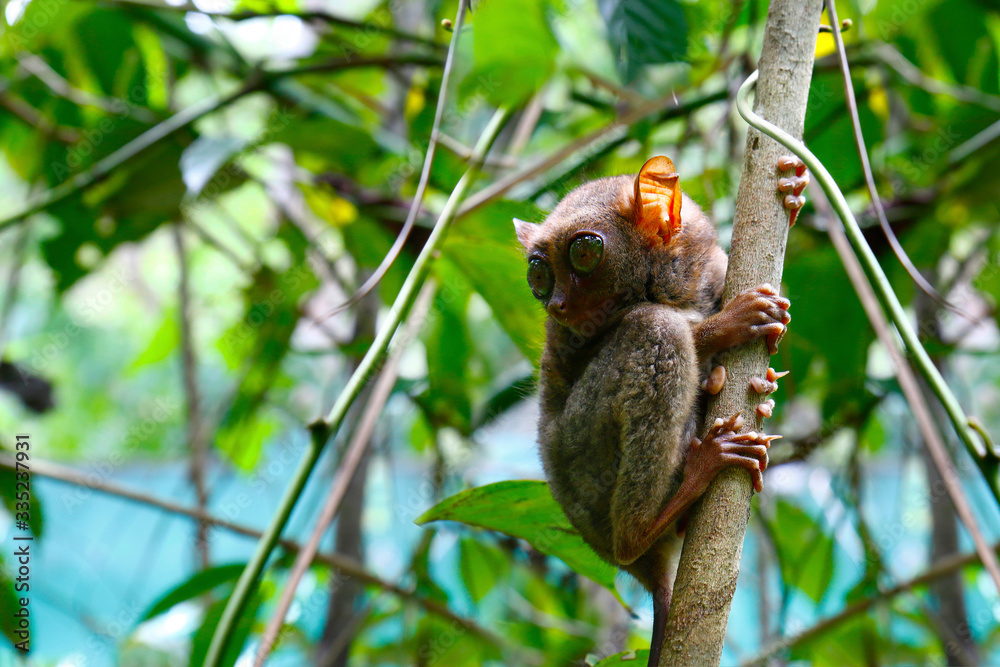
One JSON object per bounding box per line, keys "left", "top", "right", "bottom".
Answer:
{"left": 659, "top": 1, "right": 822, "bottom": 663}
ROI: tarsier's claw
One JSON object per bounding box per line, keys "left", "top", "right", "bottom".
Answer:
{"left": 766, "top": 368, "right": 789, "bottom": 382}
{"left": 753, "top": 367, "right": 789, "bottom": 393}
{"left": 728, "top": 412, "right": 745, "bottom": 431}
{"left": 703, "top": 365, "right": 726, "bottom": 395}
{"left": 764, "top": 326, "right": 786, "bottom": 355}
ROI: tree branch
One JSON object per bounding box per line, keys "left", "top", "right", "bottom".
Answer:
{"left": 659, "top": 2, "right": 822, "bottom": 664}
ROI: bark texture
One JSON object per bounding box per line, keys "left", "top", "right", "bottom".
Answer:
{"left": 659, "top": 1, "right": 822, "bottom": 663}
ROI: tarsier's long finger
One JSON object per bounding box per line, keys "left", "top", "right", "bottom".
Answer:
{"left": 731, "top": 431, "right": 782, "bottom": 448}
{"left": 753, "top": 285, "right": 791, "bottom": 311}
{"left": 722, "top": 442, "right": 770, "bottom": 469}
{"left": 703, "top": 365, "right": 726, "bottom": 395}
{"left": 751, "top": 298, "right": 791, "bottom": 324}
{"left": 719, "top": 453, "right": 765, "bottom": 492}
{"left": 751, "top": 322, "right": 786, "bottom": 354}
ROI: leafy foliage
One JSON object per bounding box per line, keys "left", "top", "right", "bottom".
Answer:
{"left": 418, "top": 480, "right": 622, "bottom": 602}
{"left": 0, "top": 0, "right": 999, "bottom": 664}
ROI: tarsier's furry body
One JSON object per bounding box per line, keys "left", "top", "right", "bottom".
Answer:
{"left": 516, "top": 156, "right": 799, "bottom": 666}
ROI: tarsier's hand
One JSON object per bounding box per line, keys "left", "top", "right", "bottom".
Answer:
{"left": 696, "top": 284, "right": 790, "bottom": 356}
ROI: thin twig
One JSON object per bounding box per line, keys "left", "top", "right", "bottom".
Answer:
{"left": 254, "top": 283, "right": 435, "bottom": 665}
{"left": 17, "top": 52, "right": 158, "bottom": 122}
{"left": 95, "top": 0, "right": 442, "bottom": 48}
{"left": 319, "top": 11, "right": 464, "bottom": 318}
{"left": 875, "top": 43, "right": 1000, "bottom": 113}
{"left": 0, "top": 453, "right": 500, "bottom": 643}
{"left": 0, "top": 222, "right": 30, "bottom": 360}
{"left": 0, "top": 82, "right": 257, "bottom": 233}
{"left": 203, "top": 104, "right": 511, "bottom": 667}
{"left": 173, "top": 225, "right": 210, "bottom": 569}
{"left": 824, "top": 1, "right": 965, "bottom": 320}
{"left": 457, "top": 87, "right": 728, "bottom": 217}
{"left": 0, "top": 92, "right": 79, "bottom": 143}
{"left": 736, "top": 69, "right": 1000, "bottom": 499}
{"left": 817, "top": 191, "right": 1000, "bottom": 596}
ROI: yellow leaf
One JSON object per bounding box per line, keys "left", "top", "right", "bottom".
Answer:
{"left": 869, "top": 86, "right": 889, "bottom": 121}
{"left": 405, "top": 85, "right": 425, "bottom": 121}
{"left": 815, "top": 32, "right": 836, "bottom": 58}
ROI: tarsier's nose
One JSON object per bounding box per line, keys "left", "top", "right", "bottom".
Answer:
{"left": 550, "top": 295, "right": 568, "bottom": 312}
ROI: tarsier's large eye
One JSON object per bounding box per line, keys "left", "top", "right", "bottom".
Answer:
{"left": 569, "top": 233, "right": 604, "bottom": 275}
{"left": 527, "top": 257, "right": 554, "bottom": 300}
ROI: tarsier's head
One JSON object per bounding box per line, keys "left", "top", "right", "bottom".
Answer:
{"left": 514, "top": 156, "right": 691, "bottom": 336}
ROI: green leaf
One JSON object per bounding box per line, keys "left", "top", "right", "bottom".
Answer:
{"left": 180, "top": 135, "right": 249, "bottom": 197}
{"left": 272, "top": 117, "right": 381, "bottom": 176}
{"left": 467, "top": 0, "right": 558, "bottom": 105}
{"left": 789, "top": 613, "right": 879, "bottom": 667}
{"left": 771, "top": 500, "right": 834, "bottom": 604}
{"left": 76, "top": 10, "right": 143, "bottom": 98}
{"left": 188, "top": 588, "right": 263, "bottom": 667}
{"left": 140, "top": 563, "right": 246, "bottom": 621}
{"left": 458, "top": 537, "right": 509, "bottom": 603}
{"left": 216, "top": 258, "right": 318, "bottom": 469}
{"left": 928, "top": 0, "right": 999, "bottom": 92}
{"left": 439, "top": 201, "right": 546, "bottom": 365}
{"left": 417, "top": 480, "right": 622, "bottom": 604}
{"left": 419, "top": 280, "right": 473, "bottom": 432}
{"left": 0, "top": 468, "right": 43, "bottom": 539}
{"left": 590, "top": 649, "right": 651, "bottom": 666}
{"left": 599, "top": 0, "right": 688, "bottom": 82}
{"left": 473, "top": 372, "right": 536, "bottom": 430}
{"left": 782, "top": 237, "right": 875, "bottom": 421}
{"left": 129, "top": 310, "right": 179, "bottom": 372}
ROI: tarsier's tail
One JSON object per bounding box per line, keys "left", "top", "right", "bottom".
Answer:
{"left": 646, "top": 584, "right": 671, "bottom": 667}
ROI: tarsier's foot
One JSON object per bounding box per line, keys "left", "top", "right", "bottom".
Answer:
{"left": 703, "top": 365, "right": 726, "bottom": 395}
{"left": 777, "top": 156, "right": 809, "bottom": 226}
{"left": 686, "top": 412, "right": 780, "bottom": 494}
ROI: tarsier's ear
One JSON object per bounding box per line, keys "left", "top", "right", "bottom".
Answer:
{"left": 513, "top": 218, "right": 539, "bottom": 252}
{"left": 633, "top": 155, "right": 683, "bottom": 245}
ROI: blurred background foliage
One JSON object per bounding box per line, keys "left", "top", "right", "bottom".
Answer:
{"left": 0, "top": 0, "right": 999, "bottom": 664}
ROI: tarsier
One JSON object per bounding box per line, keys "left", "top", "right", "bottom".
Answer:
{"left": 515, "top": 155, "right": 807, "bottom": 666}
